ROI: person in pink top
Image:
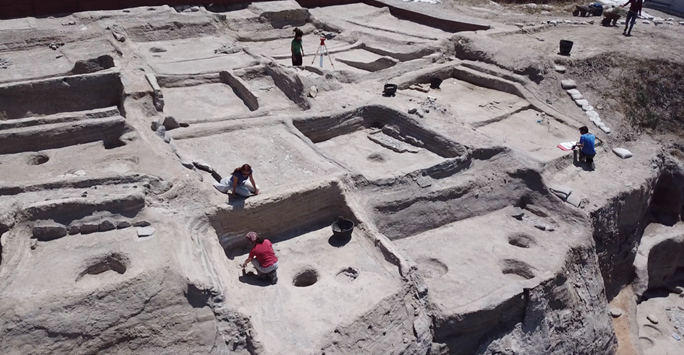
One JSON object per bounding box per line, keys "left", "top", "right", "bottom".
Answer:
{"left": 241, "top": 232, "right": 279, "bottom": 284}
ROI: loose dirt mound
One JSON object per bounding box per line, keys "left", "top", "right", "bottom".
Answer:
{"left": 571, "top": 53, "right": 684, "bottom": 135}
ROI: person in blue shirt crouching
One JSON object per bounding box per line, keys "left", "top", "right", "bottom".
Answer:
{"left": 572, "top": 126, "right": 596, "bottom": 170}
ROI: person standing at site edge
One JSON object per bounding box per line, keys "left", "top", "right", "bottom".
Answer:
{"left": 572, "top": 126, "right": 597, "bottom": 170}
{"left": 621, "top": 0, "right": 643, "bottom": 36}
{"left": 241, "top": 232, "right": 279, "bottom": 284}
{"left": 291, "top": 28, "right": 304, "bottom": 66}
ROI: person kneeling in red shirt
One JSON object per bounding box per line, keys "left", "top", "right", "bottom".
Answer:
{"left": 241, "top": 231, "right": 279, "bottom": 284}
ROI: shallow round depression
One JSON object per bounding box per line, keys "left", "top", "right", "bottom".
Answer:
{"left": 417, "top": 257, "right": 448, "bottom": 279}
{"left": 26, "top": 153, "right": 49, "bottom": 165}
{"left": 293, "top": 268, "right": 319, "bottom": 287}
{"left": 335, "top": 267, "right": 359, "bottom": 283}
{"left": 507, "top": 232, "right": 536, "bottom": 248}
{"left": 76, "top": 253, "right": 129, "bottom": 282}
{"left": 500, "top": 259, "right": 535, "bottom": 280}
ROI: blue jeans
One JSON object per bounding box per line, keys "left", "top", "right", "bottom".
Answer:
{"left": 626, "top": 11, "right": 638, "bottom": 24}
{"left": 625, "top": 11, "right": 637, "bottom": 33}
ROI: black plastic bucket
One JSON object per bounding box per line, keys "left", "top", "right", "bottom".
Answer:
{"left": 559, "top": 40, "right": 573, "bottom": 56}
{"left": 430, "top": 77, "right": 443, "bottom": 89}
{"left": 331, "top": 217, "right": 354, "bottom": 239}
{"left": 383, "top": 84, "right": 397, "bottom": 96}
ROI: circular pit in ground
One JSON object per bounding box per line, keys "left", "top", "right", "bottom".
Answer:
{"left": 293, "top": 268, "right": 319, "bottom": 287}
{"left": 508, "top": 232, "right": 536, "bottom": 248}
{"left": 416, "top": 257, "right": 448, "bottom": 278}
{"left": 26, "top": 153, "right": 49, "bottom": 165}
{"left": 335, "top": 267, "right": 359, "bottom": 283}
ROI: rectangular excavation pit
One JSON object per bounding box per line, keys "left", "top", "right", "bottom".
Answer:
{"left": 293, "top": 105, "right": 467, "bottom": 181}
{"left": 392, "top": 207, "right": 577, "bottom": 352}
{"left": 308, "top": 3, "right": 451, "bottom": 39}
{"left": 412, "top": 77, "right": 530, "bottom": 128}
{"left": 170, "top": 122, "right": 342, "bottom": 191}
{"left": 272, "top": 47, "right": 395, "bottom": 74}
{"left": 159, "top": 77, "right": 256, "bottom": 122}
{"left": 0, "top": 217, "right": 171, "bottom": 308}
{"left": 302, "top": 1, "right": 489, "bottom": 33}
{"left": 0, "top": 137, "right": 152, "bottom": 188}
{"left": 133, "top": 36, "right": 259, "bottom": 75}
{"left": 158, "top": 67, "right": 306, "bottom": 118}
{"left": 0, "top": 71, "right": 123, "bottom": 120}
{"left": 234, "top": 67, "right": 302, "bottom": 112}
{"left": 0, "top": 110, "right": 126, "bottom": 155}
{"left": 0, "top": 39, "right": 117, "bottom": 84}
{"left": 369, "top": 169, "right": 540, "bottom": 241}
{"left": 476, "top": 109, "right": 579, "bottom": 163}
{"left": 210, "top": 181, "right": 402, "bottom": 355}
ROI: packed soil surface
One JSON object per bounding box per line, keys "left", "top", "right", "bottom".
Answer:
{"left": 1, "top": 1, "right": 683, "bottom": 355}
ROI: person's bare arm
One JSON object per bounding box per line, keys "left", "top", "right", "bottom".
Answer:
{"left": 249, "top": 174, "right": 259, "bottom": 195}
{"left": 242, "top": 255, "right": 253, "bottom": 268}
{"left": 232, "top": 175, "right": 238, "bottom": 195}
{"left": 621, "top": 0, "right": 630, "bottom": 7}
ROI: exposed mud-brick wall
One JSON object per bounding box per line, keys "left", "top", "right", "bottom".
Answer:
{"left": 0, "top": 72, "right": 123, "bottom": 120}
{"left": 210, "top": 180, "right": 357, "bottom": 250}
{"left": 452, "top": 66, "right": 524, "bottom": 99}
{"left": 373, "top": 177, "right": 530, "bottom": 240}
{"left": 0, "top": 117, "right": 126, "bottom": 155}
{"left": 219, "top": 71, "right": 259, "bottom": 111}
{"left": 292, "top": 110, "right": 364, "bottom": 143}
{"left": 474, "top": 246, "right": 616, "bottom": 355}
{"left": 264, "top": 63, "right": 310, "bottom": 110}
{"left": 646, "top": 237, "right": 684, "bottom": 291}
{"left": 21, "top": 193, "right": 145, "bottom": 224}
{"left": 0, "top": 107, "right": 120, "bottom": 131}
{"left": 591, "top": 181, "right": 655, "bottom": 301}
{"left": 359, "top": 105, "right": 466, "bottom": 158}
{"left": 156, "top": 74, "right": 222, "bottom": 88}
{"left": 0, "top": 0, "right": 491, "bottom": 31}
{"left": 0, "top": 0, "right": 267, "bottom": 19}
{"left": 297, "top": 0, "right": 490, "bottom": 32}
{"left": 293, "top": 105, "right": 467, "bottom": 158}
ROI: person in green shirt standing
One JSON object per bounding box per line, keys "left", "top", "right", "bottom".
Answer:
{"left": 291, "top": 28, "right": 304, "bottom": 66}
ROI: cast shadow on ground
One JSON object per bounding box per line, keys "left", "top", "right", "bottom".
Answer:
{"left": 227, "top": 194, "right": 246, "bottom": 209}
{"left": 238, "top": 271, "right": 272, "bottom": 287}
{"left": 572, "top": 151, "right": 594, "bottom": 171}
{"left": 328, "top": 233, "right": 352, "bottom": 247}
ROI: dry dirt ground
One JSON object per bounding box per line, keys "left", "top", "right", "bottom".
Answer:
{"left": 1, "top": 1, "right": 684, "bottom": 354}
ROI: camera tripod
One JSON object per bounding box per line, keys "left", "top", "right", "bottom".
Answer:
{"left": 311, "top": 36, "right": 335, "bottom": 70}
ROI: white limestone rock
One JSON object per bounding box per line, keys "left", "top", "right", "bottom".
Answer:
{"left": 612, "top": 148, "right": 633, "bottom": 159}
{"left": 137, "top": 226, "right": 156, "bottom": 237}
{"left": 561, "top": 80, "right": 577, "bottom": 89}
{"left": 575, "top": 99, "right": 589, "bottom": 107}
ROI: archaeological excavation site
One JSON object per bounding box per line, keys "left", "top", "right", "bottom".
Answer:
{"left": 1, "top": 0, "right": 683, "bottom": 354}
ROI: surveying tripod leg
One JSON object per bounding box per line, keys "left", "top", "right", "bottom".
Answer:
{"left": 311, "top": 46, "right": 321, "bottom": 65}
{"left": 323, "top": 44, "right": 335, "bottom": 70}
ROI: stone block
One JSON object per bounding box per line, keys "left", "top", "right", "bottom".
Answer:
{"left": 561, "top": 80, "right": 576, "bottom": 89}
{"left": 137, "top": 227, "right": 155, "bottom": 237}
{"left": 99, "top": 220, "right": 116, "bottom": 232}
{"left": 32, "top": 221, "right": 67, "bottom": 241}
{"left": 612, "top": 148, "right": 633, "bottom": 159}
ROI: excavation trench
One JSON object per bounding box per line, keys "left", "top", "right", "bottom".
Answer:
{"left": 591, "top": 164, "right": 684, "bottom": 301}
